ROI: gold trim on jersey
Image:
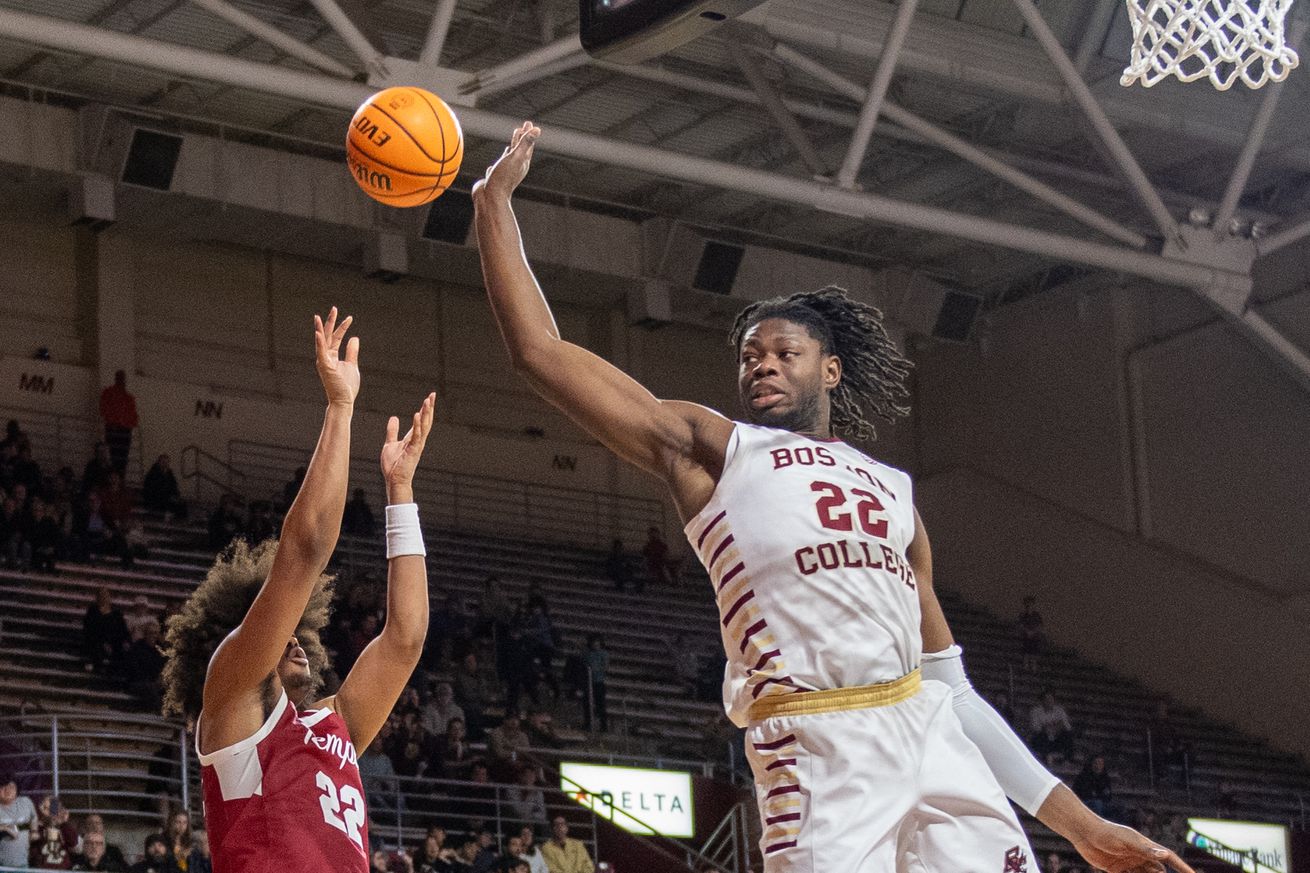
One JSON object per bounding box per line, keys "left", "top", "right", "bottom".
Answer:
{"left": 747, "top": 669, "right": 921, "bottom": 721}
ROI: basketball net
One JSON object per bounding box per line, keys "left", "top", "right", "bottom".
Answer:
{"left": 1120, "top": 0, "right": 1300, "bottom": 90}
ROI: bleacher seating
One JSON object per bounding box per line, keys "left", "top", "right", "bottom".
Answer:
{"left": 2, "top": 509, "right": 1308, "bottom": 862}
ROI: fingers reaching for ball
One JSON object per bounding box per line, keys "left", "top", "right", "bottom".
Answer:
{"left": 476, "top": 121, "right": 541, "bottom": 200}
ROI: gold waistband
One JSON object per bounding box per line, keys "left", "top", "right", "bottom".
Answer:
{"left": 748, "top": 669, "right": 922, "bottom": 722}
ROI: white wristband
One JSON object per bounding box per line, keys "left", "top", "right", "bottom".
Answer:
{"left": 385, "top": 503, "right": 426, "bottom": 559}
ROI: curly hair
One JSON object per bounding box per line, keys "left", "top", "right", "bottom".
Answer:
{"left": 730, "top": 285, "right": 913, "bottom": 442}
{"left": 161, "top": 539, "right": 335, "bottom": 720}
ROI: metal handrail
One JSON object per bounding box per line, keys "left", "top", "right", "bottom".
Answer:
{"left": 179, "top": 444, "right": 248, "bottom": 503}
{"left": 228, "top": 438, "right": 666, "bottom": 548}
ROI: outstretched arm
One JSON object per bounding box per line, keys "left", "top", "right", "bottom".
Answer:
{"left": 911, "top": 510, "right": 1195, "bottom": 873}
{"left": 329, "top": 393, "right": 435, "bottom": 748}
{"left": 202, "top": 309, "right": 358, "bottom": 735}
{"left": 472, "top": 123, "right": 731, "bottom": 502}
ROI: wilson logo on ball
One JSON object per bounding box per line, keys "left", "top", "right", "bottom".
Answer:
{"left": 345, "top": 86, "right": 464, "bottom": 208}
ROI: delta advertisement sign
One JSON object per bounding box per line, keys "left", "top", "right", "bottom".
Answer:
{"left": 559, "top": 762, "right": 694, "bottom": 838}
{"left": 1187, "top": 818, "right": 1290, "bottom": 873}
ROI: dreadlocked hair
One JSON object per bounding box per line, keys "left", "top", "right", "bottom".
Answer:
{"left": 161, "top": 538, "right": 335, "bottom": 720}
{"left": 729, "top": 285, "right": 913, "bottom": 442}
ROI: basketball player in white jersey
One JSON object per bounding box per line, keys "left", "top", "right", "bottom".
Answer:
{"left": 472, "top": 123, "right": 1193, "bottom": 873}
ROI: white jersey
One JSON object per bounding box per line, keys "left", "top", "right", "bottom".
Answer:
{"left": 684, "top": 422, "right": 922, "bottom": 727}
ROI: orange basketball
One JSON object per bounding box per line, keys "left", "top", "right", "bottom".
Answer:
{"left": 346, "top": 86, "right": 463, "bottom": 207}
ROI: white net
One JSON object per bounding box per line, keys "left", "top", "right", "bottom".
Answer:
{"left": 1120, "top": 0, "right": 1300, "bottom": 90}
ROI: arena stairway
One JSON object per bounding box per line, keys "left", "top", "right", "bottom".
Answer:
{"left": 2, "top": 513, "right": 1308, "bottom": 852}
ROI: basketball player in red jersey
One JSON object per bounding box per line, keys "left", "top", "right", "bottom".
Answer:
{"left": 473, "top": 124, "right": 1194, "bottom": 873}
{"left": 161, "top": 308, "right": 436, "bottom": 873}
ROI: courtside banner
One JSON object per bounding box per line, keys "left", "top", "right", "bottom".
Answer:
{"left": 1187, "top": 818, "right": 1290, "bottom": 873}
{"left": 559, "top": 762, "right": 694, "bottom": 837}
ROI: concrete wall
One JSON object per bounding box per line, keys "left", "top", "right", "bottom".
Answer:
{"left": 912, "top": 268, "right": 1310, "bottom": 757}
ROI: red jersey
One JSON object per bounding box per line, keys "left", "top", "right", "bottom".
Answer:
{"left": 198, "top": 692, "right": 369, "bottom": 873}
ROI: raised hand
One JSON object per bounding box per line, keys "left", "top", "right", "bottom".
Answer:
{"left": 381, "top": 392, "right": 436, "bottom": 499}
{"left": 1070, "top": 819, "right": 1195, "bottom": 873}
{"left": 472, "top": 121, "right": 540, "bottom": 200}
{"left": 314, "top": 307, "right": 360, "bottom": 407}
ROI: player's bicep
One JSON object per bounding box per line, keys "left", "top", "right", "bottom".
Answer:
{"left": 331, "top": 638, "right": 413, "bottom": 749}
{"left": 519, "top": 339, "right": 722, "bottom": 478}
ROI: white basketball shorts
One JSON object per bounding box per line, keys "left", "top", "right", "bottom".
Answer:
{"left": 745, "top": 678, "right": 1038, "bottom": 873}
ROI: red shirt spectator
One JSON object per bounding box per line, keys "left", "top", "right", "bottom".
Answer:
{"left": 99, "top": 372, "right": 138, "bottom": 475}
{"left": 98, "top": 373, "right": 138, "bottom": 430}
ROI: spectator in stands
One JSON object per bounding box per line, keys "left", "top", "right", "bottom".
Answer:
{"left": 83, "top": 587, "right": 130, "bottom": 673}
{"left": 413, "top": 826, "right": 455, "bottom": 873}
{"left": 33, "top": 796, "right": 79, "bottom": 869}
{"left": 12, "top": 444, "right": 42, "bottom": 495}
{"left": 359, "top": 736, "right": 402, "bottom": 817}
{"left": 422, "top": 682, "right": 465, "bottom": 738}
{"left": 1044, "top": 852, "right": 1070, "bottom": 873}
{"left": 667, "top": 633, "right": 699, "bottom": 693}
{"left": 82, "top": 444, "right": 114, "bottom": 497}
{"left": 582, "top": 635, "right": 609, "bottom": 733}
{"left": 453, "top": 652, "right": 496, "bottom": 740}
{"left": 185, "top": 832, "right": 209, "bottom": 873}
{"left": 73, "top": 831, "right": 126, "bottom": 872}
{"left": 1018, "top": 595, "right": 1044, "bottom": 672}
{"left": 642, "top": 526, "right": 679, "bottom": 587}
{"left": 30, "top": 497, "right": 64, "bottom": 572}
{"left": 206, "top": 494, "right": 242, "bottom": 550}
{"left": 243, "top": 500, "right": 277, "bottom": 544}
{"left": 478, "top": 576, "right": 513, "bottom": 636}
{"left": 1073, "top": 754, "right": 1116, "bottom": 820}
{"left": 124, "top": 596, "right": 159, "bottom": 643}
{"left": 603, "top": 538, "right": 635, "bottom": 592}
{"left": 120, "top": 517, "right": 150, "bottom": 568}
{"left": 1, "top": 420, "right": 26, "bottom": 452}
{"left": 99, "top": 472, "right": 133, "bottom": 528}
{"left": 488, "top": 714, "right": 531, "bottom": 774}
{"left": 521, "top": 605, "right": 557, "bottom": 675}
{"left": 435, "top": 718, "right": 472, "bottom": 779}
{"left": 497, "top": 837, "right": 530, "bottom": 873}
{"left": 516, "top": 827, "right": 547, "bottom": 873}
{"left": 0, "top": 494, "right": 29, "bottom": 568}
{"left": 129, "top": 834, "right": 176, "bottom": 873}
{"left": 505, "top": 765, "right": 547, "bottom": 829}
{"left": 1029, "top": 689, "right": 1075, "bottom": 764}
{"left": 0, "top": 773, "right": 37, "bottom": 869}
{"left": 502, "top": 625, "right": 538, "bottom": 717}
{"left": 446, "top": 836, "right": 481, "bottom": 873}
{"left": 539, "top": 817, "right": 594, "bottom": 873}
{"left": 164, "top": 812, "right": 191, "bottom": 873}
{"left": 142, "top": 456, "right": 187, "bottom": 520}
{"left": 47, "top": 466, "right": 75, "bottom": 505}
{"left": 348, "top": 614, "right": 382, "bottom": 669}
{"left": 523, "top": 711, "right": 562, "bottom": 749}
{"left": 990, "top": 689, "right": 1017, "bottom": 726}
{"left": 389, "top": 724, "right": 431, "bottom": 782}
{"left": 79, "top": 816, "right": 125, "bottom": 870}
{"left": 123, "top": 621, "right": 166, "bottom": 712}
{"left": 75, "top": 492, "right": 127, "bottom": 565}
{"left": 341, "top": 488, "right": 376, "bottom": 537}
{"left": 99, "top": 372, "right": 138, "bottom": 475}
{"left": 471, "top": 831, "right": 498, "bottom": 873}
{"left": 1147, "top": 700, "right": 1191, "bottom": 785}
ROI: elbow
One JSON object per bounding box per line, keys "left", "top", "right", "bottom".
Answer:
{"left": 382, "top": 625, "right": 426, "bottom": 662}
{"left": 508, "top": 340, "right": 554, "bottom": 377}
